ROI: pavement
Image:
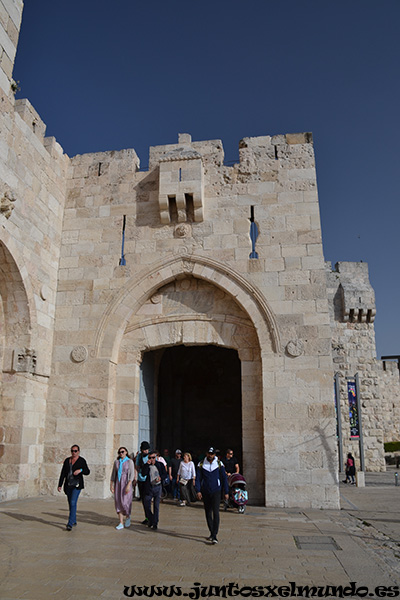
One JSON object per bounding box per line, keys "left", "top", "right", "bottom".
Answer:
{"left": 1, "top": 471, "right": 400, "bottom": 600}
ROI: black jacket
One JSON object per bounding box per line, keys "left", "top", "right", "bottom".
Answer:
{"left": 58, "top": 456, "right": 90, "bottom": 493}
{"left": 140, "top": 461, "right": 167, "bottom": 495}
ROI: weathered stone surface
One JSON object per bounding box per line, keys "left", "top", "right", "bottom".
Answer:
{"left": 326, "top": 261, "right": 389, "bottom": 472}
{"left": 0, "top": 4, "right": 397, "bottom": 508}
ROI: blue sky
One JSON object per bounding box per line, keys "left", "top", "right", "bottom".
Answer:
{"left": 13, "top": 0, "right": 400, "bottom": 358}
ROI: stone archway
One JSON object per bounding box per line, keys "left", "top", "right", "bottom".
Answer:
{"left": 90, "top": 253, "right": 284, "bottom": 504}
{"left": 0, "top": 241, "right": 34, "bottom": 500}
{"left": 94, "top": 253, "right": 280, "bottom": 362}
{"left": 114, "top": 275, "right": 265, "bottom": 503}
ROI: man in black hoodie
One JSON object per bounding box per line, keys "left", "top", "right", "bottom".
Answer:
{"left": 196, "top": 447, "right": 229, "bottom": 544}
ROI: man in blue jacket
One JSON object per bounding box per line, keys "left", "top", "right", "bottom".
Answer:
{"left": 196, "top": 447, "right": 229, "bottom": 544}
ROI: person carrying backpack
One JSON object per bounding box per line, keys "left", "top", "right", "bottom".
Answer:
{"left": 195, "top": 447, "right": 229, "bottom": 544}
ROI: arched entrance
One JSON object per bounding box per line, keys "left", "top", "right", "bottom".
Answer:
{"left": 96, "top": 254, "right": 280, "bottom": 505}
{"left": 114, "top": 273, "right": 267, "bottom": 503}
{"left": 140, "top": 345, "right": 242, "bottom": 463}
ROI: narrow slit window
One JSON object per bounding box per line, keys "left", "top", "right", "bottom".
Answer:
{"left": 249, "top": 205, "right": 259, "bottom": 259}
{"left": 119, "top": 215, "right": 126, "bottom": 266}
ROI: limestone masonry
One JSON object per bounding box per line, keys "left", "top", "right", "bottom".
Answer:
{"left": 1, "top": 0, "right": 399, "bottom": 507}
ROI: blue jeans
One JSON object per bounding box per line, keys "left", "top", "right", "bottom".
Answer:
{"left": 144, "top": 485, "right": 162, "bottom": 526}
{"left": 171, "top": 477, "right": 180, "bottom": 500}
{"left": 66, "top": 487, "right": 81, "bottom": 527}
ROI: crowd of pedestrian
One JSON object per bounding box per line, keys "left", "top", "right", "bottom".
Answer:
{"left": 58, "top": 442, "right": 240, "bottom": 544}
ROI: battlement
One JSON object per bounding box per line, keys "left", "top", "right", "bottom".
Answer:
{"left": 326, "top": 261, "right": 376, "bottom": 323}
{"left": 14, "top": 98, "right": 47, "bottom": 139}
{"left": 150, "top": 131, "right": 314, "bottom": 170}
{"left": 69, "top": 147, "right": 140, "bottom": 179}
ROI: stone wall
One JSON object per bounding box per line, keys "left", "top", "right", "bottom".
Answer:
{"left": 0, "top": 0, "right": 23, "bottom": 97}
{"left": 0, "top": 76, "right": 69, "bottom": 498}
{"left": 326, "top": 261, "right": 400, "bottom": 472}
{"left": 41, "top": 132, "right": 339, "bottom": 508}
{"left": 378, "top": 360, "right": 400, "bottom": 444}
{"left": 3, "top": 0, "right": 399, "bottom": 509}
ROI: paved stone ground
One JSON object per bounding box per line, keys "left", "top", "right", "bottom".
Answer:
{"left": 1, "top": 473, "right": 400, "bottom": 600}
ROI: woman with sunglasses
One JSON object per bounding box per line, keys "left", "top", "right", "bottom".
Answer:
{"left": 110, "top": 447, "right": 135, "bottom": 529}
{"left": 58, "top": 445, "right": 90, "bottom": 531}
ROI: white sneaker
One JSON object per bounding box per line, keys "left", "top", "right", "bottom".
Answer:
{"left": 125, "top": 517, "right": 131, "bottom": 528}
{"left": 116, "top": 523, "right": 124, "bottom": 530}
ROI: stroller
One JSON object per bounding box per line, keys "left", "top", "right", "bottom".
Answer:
{"left": 224, "top": 473, "right": 248, "bottom": 513}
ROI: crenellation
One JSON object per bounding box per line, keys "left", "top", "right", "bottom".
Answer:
{"left": 14, "top": 98, "right": 46, "bottom": 139}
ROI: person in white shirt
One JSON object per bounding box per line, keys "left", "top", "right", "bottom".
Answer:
{"left": 177, "top": 452, "right": 196, "bottom": 506}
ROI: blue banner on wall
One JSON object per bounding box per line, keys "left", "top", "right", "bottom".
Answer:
{"left": 348, "top": 381, "right": 359, "bottom": 438}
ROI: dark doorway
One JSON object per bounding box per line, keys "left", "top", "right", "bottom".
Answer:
{"left": 155, "top": 345, "right": 242, "bottom": 464}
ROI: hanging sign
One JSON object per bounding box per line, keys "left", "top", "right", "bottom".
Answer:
{"left": 348, "top": 381, "right": 359, "bottom": 438}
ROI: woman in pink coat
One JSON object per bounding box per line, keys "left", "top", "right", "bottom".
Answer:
{"left": 110, "top": 447, "right": 135, "bottom": 529}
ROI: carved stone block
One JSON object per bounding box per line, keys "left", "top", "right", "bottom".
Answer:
{"left": 0, "top": 189, "right": 16, "bottom": 219}
{"left": 13, "top": 348, "right": 37, "bottom": 373}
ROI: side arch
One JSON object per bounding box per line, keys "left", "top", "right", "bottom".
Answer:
{"left": 94, "top": 253, "right": 281, "bottom": 363}
{"left": 0, "top": 237, "right": 35, "bottom": 500}
{"left": 0, "top": 231, "right": 37, "bottom": 340}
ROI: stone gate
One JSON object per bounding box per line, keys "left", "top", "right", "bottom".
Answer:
{"left": 1, "top": 0, "right": 399, "bottom": 507}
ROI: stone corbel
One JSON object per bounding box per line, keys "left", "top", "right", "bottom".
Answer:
{"left": 192, "top": 190, "right": 204, "bottom": 222}
{"left": 158, "top": 194, "right": 170, "bottom": 224}
{"left": 343, "top": 307, "right": 376, "bottom": 323}
{"left": 176, "top": 192, "right": 187, "bottom": 223}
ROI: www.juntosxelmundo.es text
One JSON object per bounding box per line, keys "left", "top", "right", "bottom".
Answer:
{"left": 123, "top": 582, "right": 400, "bottom": 598}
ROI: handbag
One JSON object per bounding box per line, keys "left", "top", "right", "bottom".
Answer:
{"left": 180, "top": 477, "right": 188, "bottom": 486}
{"left": 67, "top": 461, "right": 79, "bottom": 488}
{"left": 188, "top": 480, "right": 197, "bottom": 502}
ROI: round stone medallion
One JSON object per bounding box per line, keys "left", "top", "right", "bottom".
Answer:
{"left": 71, "top": 345, "right": 88, "bottom": 363}
{"left": 286, "top": 339, "right": 304, "bottom": 358}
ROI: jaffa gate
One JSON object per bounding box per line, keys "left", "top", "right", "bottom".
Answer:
{"left": 1, "top": 0, "right": 400, "bottom": 508}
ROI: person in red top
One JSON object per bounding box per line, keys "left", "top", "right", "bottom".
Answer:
{"left": 343, "top": 453, "right": 356, "bottom": 485}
